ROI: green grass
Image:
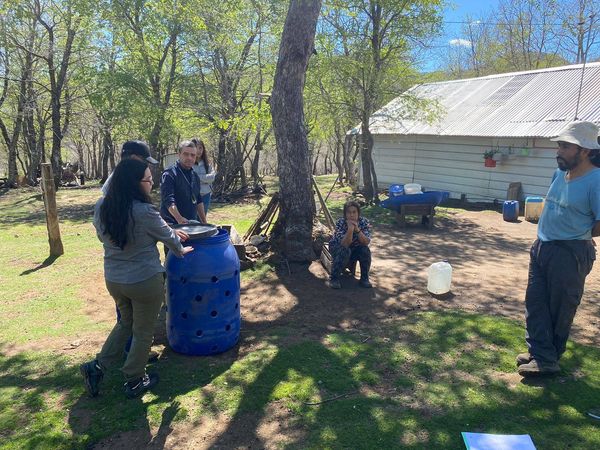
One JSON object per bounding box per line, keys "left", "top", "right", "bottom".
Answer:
{"left": 1, "top": 182, "right": 600, "bottom": 449}
{"left": 2, "top": 311, "right": 600, "bottom": 449}
{"left": 0, "top": 188, "right": 109, "bottom": 346}
{"left": 240, "top": 259, "right": 276, "bottom": 282}
{"left": 209, "top": 199, "right": 268, "bottom": 236}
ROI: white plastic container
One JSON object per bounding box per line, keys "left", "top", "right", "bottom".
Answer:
{"left": 427, "top": 261, "right": 452, "bottom": 295}
{"left": 404, "top": 183, "right": 422, "bottom": 195}
{"left": 525, "top": 196, "right": 545, "bottom": 222}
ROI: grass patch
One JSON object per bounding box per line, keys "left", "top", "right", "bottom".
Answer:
{"left": 2, "top": 311, "right": 600, "bottom": 448}
{"left": 240, "top": 259, "right": 276, "bottom": 282}
{"left": 2, "top": 182, "right": 600, "bottom": 449}
{"left": 0, "top": 189, "right": 109, "bottom": 346}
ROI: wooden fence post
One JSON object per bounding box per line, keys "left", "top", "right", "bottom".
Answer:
{"left": 41, "top": 163, "right": 64, "bottom": 256}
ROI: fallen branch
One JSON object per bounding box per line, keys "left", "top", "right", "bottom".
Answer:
{"left": 302, "top": 390, "right": 359, "bottom": 406}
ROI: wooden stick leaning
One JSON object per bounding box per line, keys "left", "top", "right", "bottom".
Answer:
{"left": 311, "top": 176, "right": 335, "bottom": 231}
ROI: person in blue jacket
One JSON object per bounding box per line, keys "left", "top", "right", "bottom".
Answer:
{"left": 160, "top": 141, "right": 204, "bottom": 225}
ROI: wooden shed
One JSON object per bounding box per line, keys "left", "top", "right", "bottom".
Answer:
{"left": 356, "top": 63, "right": 600, "bottom": 202}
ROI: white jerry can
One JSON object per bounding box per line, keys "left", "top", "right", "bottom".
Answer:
{"left": 427, "top": 261, "right": 452, "bottom": 295}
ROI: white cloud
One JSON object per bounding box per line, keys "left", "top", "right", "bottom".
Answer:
{"left": 449, "top": 38, "right": 472, "bottom": 47}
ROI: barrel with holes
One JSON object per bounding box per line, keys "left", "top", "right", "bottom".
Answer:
{"left": 165, "top": 228, "right": 241, "bottom": 355}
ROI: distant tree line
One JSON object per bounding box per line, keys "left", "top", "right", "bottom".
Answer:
{"left": 438, "top": 0, "right": 600, "bottom": 78}
{"left": 1, "top": 0, "right": 597, "bottom": 203}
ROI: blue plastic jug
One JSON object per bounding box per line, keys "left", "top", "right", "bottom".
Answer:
{"left": 502, "top": 200, "right": 519, "bottom": 222}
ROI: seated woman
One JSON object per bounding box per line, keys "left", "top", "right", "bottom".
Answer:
{"left": 327, "top": 200, "right": 372, "bottom": 289}
{"left": 80, "top": 158, "right": 193, "bottom": 399}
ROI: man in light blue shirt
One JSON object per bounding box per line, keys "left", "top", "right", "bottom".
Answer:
{"left": 517, "top": 121, "right": 600, "bottom": 377}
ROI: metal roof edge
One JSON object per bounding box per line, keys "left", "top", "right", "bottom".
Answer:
{"left": 416, "top": 62, "right": 600, "bottom": 88}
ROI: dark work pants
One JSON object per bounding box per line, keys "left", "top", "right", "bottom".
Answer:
{"left": 525, "top": 239, "right": 595, "bottom": 364}
{"left": 330, "top": 244, "right": 371, "bottom": 281}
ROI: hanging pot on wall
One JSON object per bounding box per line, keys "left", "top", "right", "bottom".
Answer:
{"left": 484, "top": 158, "right": 497, "bottom": 168}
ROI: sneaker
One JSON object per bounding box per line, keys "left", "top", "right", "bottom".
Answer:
{"left": 516, "top": 352, "right": 532, "bottom": 366}
{"left": 124, "top": 373, "right": 159, "bottom": 399}
{"left": 517, "top": 359, "right": 560, "bottom": 377}
{"left": 80, "top": 360, "right": 104, "bottom": 397}
{"left": 359, "top": 279, "right": 373, "bottom": 288}
{"left": 327, "top": 279, "right": 342, "bottom": 289}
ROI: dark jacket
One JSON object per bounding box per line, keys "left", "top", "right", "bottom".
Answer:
{"left": 160, "top": 161, "right": 201, "bottom": 225}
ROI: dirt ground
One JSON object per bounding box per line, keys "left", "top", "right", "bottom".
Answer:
{"left": 234, "top": 207, "right": 599, "bottom": 348}
{"left": 75, "top": 208, "right": 600, "bottom": 449}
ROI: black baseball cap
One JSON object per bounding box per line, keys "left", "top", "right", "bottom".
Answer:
{"left": 121, "top": 140, "right": 158, "bottom": 164}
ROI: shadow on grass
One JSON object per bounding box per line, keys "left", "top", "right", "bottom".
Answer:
{"left": 65, "top": 348, "right": 238, "bottom": 449}
{"left": 201, "top": 204, "right": 600, "bottom": 448}
{"left": 2, "top": 304, "right": 600, "bottom": 448}
{"left": 207, "top": 302, "right": 600, "bottom": 448}
{"left": 0, "top": 201, "right": 95, "bottom": 226}
{"left": 19, "top": 254, "right": 62, "bottom": 276}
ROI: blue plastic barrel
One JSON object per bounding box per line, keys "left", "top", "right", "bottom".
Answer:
{"left": 502, "top": 200, "right": 519, "bottom": 222}
{"left": 166, "top": 228, "right": 241, "bottom": 355}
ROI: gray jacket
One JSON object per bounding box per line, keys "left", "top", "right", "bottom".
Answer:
{"left": 192, "top": 163, "right": 216, "bottom": 195}
{"left": 94, "top": 199, "right": 185, "bottom": 284}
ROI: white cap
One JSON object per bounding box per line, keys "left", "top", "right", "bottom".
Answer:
{"left": 550, "top": 121, "right": 600, "bottom": 150}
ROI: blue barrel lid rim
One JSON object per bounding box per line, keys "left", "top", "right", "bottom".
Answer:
{"left": 173, "top": 223, "right": 219, "bottom": 240}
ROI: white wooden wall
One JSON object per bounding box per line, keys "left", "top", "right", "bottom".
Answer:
{"left": 368, "top": 135, "right": 557, "bottom": 201}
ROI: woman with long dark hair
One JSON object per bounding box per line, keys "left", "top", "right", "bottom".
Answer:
{"left": 81, "top": 158, "right": 193, "bottom": 399}
{"left": 192, "top": 138, "right": 216, "bottom": 222}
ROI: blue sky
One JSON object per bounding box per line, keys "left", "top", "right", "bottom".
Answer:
{"left": 419, "top": 0, "right": 501, "bottom": 72}
{"left": 444, "top": 0, "right": 500, "bottom": 22}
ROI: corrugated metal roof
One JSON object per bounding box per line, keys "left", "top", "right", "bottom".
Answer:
{"left": 359, "top": 63, "right": 600, "bottom": 138}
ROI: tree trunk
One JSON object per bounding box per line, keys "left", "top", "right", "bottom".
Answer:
{"left": 343, "top": 133, "right": 356, "bottom": 188}
{"left": 360, "top": 122, "right": 375, "bottom": 202}
{"left": 100, "top": 129, "right": 112, "bottom": 183}
{"left": 91, "top": 129, "right": 99, "bottom": 179}
{"left": 312, "top": 143, "right": 320, "bottom": 175}
{"left": 212, "top": 128, "right": 228, "bottom": 194}
{"left": 43, "top": 25, "right": 76, "bottom": 189}
{"left": 5, "top": 69, "right": 28, "bottom": 187}
{"left": 251, "top": 131, "right": 263, "bottom": 189}
{"left": 25, "top": 111, "right": 40, "bottom": 186}
{"left": 235, "top": 139, "right": 247, "bottom": 187}
{"left": 270, "top": 0, "right": 321, "bottom": 261}
{"left": 334, "top": 132, "right": 344, "bottom": 184}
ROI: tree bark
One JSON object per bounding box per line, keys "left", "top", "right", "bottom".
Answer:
{"left": 251, "top": 131, "right": 264, "bottom": 189}
{"left": 360, "top": 121, "right": 375, "bottom": 202}
{"left": 100, "top": 129, "right": 113, "bottom": 183}
{"left": 343, "top": 133, "right": 356, "bottom": 188}
{"left": 270, "top": 0, "right": 321, "bottom": 261}
{"left": 34, "top": 0, "right": 78, "bottom": 189}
